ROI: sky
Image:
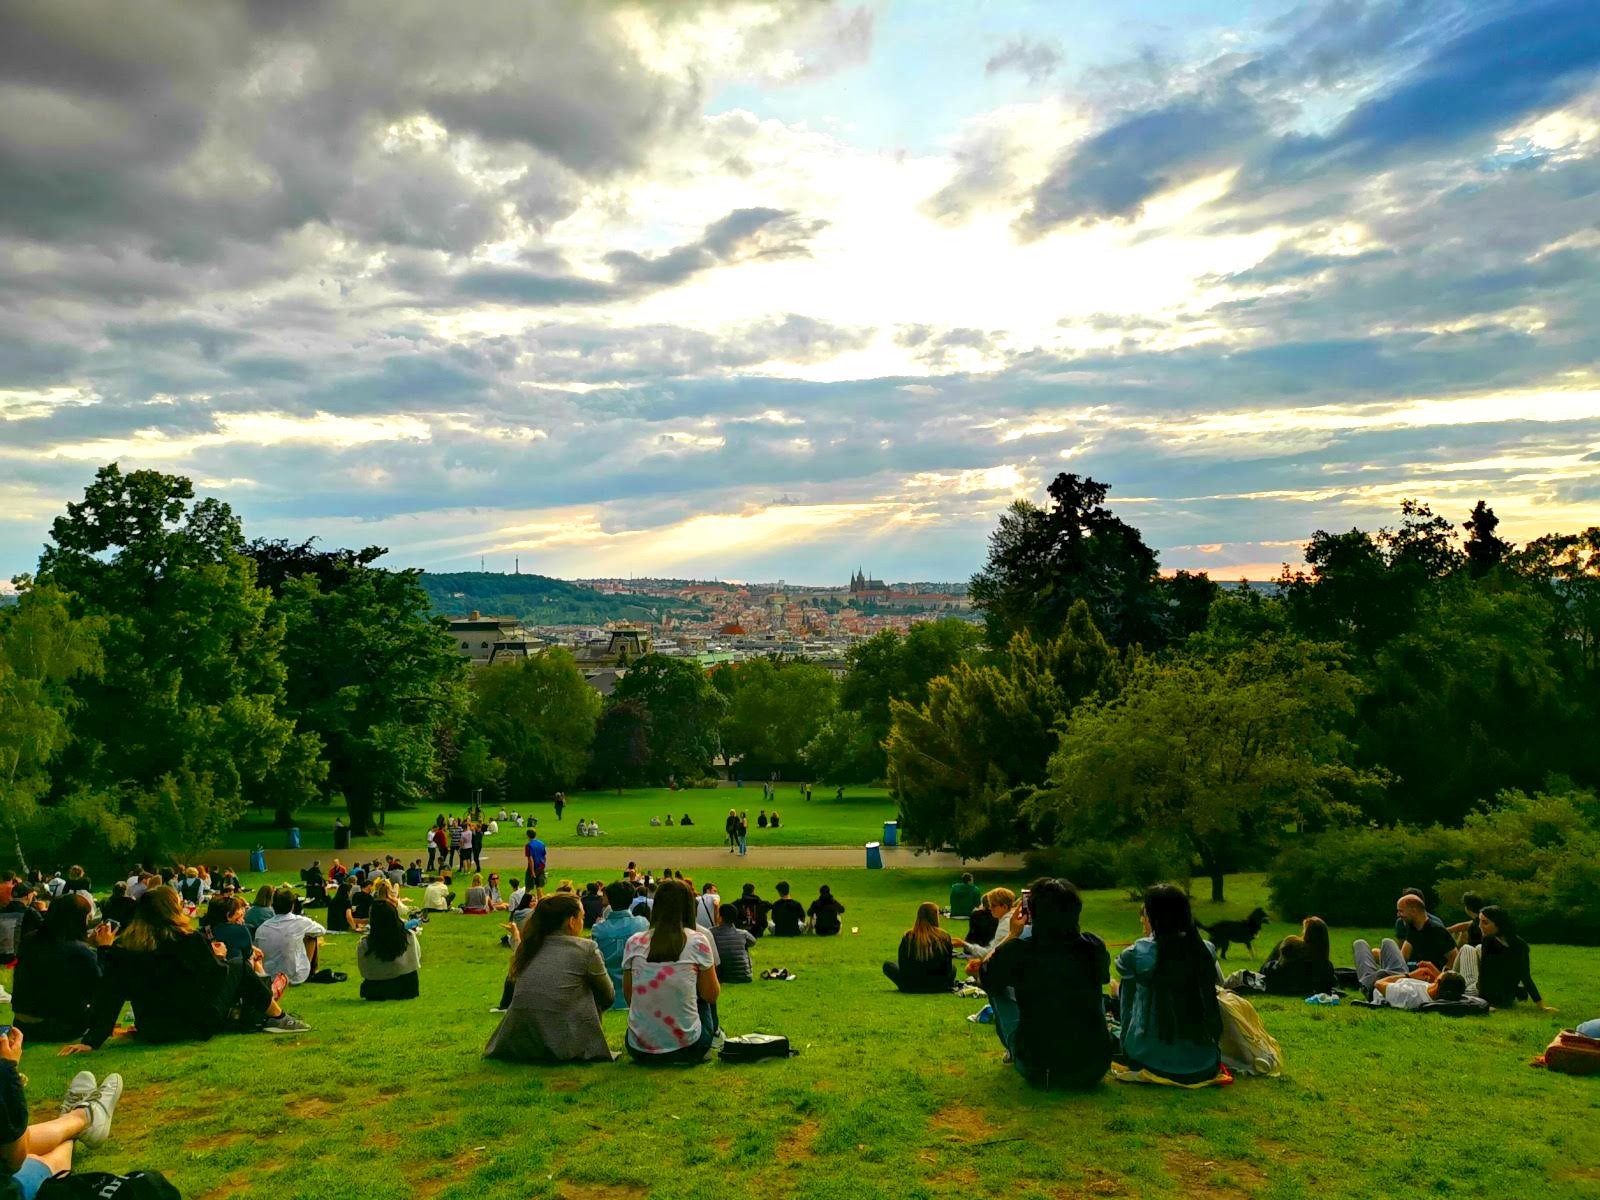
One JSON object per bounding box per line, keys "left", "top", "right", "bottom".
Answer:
{"left": 2, "top": 0, "right": 1599, "bottom": 586}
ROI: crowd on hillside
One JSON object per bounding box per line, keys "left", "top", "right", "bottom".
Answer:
{"left": 0, "top": 848, "right": 1589, "bottom": 1194}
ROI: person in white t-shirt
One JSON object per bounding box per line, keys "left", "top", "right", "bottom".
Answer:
{"left": 694, "top": 884, "right": 720, "bottom": 933}
{"left": 256, "top": 888, "right": 328, "bottom": 985}
{"left": 622, "top": 879, "right": 721, "bottom": 1064}
{"left": 1351, "top": 936, "right": 1468, "bottom": 1008}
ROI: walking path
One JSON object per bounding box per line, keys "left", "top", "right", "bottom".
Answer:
{"left": 213, "top": 844, "right": 1029, "bottom": 873}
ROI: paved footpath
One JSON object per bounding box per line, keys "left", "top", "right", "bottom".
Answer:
{"left": 212, "top": 844, "right": 1028, "bottom": 874}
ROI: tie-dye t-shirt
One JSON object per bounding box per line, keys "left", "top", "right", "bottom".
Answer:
{"left": 622, "top": 927, "right": 716, "bottom": 1054}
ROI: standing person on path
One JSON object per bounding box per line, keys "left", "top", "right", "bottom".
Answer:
{"left": 724, "top": 810, "right": 740, "bottom": 854}
{"left": 448, "top": 820, "right": 462, "bottom": 870}
{"left": 737, "top": 812, "right": 749, "bottom": 856}
{"left": 524, "top": 828, "right": 548, "bottom": 897}
{"left": 554, "top": 793, "right": 566, "bottom": 822}
{"left": 458, "top": 823, "right": 475, "bottom": 875}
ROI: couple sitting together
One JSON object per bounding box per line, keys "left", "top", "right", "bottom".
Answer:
{"left": 885, "top": 879, "right": 1231, "bottom": 1089}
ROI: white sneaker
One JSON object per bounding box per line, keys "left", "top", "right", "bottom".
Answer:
{"left": 80, "top": 1074, "right": 122, "bottom": 1148}
{"left": 61, "top": 1071, "right": 97, "bottom": 1116}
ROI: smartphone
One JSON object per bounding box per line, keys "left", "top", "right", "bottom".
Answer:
{"left": 103, "top": 919, "right": 121, "bottom": 933}
{"left": 1019, "top": 889, "right": 1031, "bottom": 918}
{"left": 0, "top": 1026, "right": 11, "bottom": 1038}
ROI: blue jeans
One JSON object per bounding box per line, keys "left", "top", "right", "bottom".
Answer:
{"left": 737, "top": 834, "right": 747, "bottom": 855}
{"left": 990, "top": 989, "right": 1028, "bottom": 1079}
{"left": 12, "top": 1159, "right": 52, "bottom": 1200}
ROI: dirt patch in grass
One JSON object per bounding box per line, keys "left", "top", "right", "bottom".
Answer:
{"left": 184, "top": 1131, "right": 245, "bottom": 1153}
{"left": 558, "top": 1185, "right": 637, "bottom": 1200}
{"left": 778, "top": 1118, "right": 820, "bottom": 1163}
{"left": 548, "top": 1077, "right": 583, "bottom": 1093}
{"left": 288, "top": 1096, "right": 335, "bottom": 1120}
{"left": 1163, "top": 1149, "right": 1266, "bottom": 1199}
{"left": 197, "top": 1159, "right": 286, "bottom": 1200}
{"left": 928, "top": 1103, "right": 999, "bottom": 1141}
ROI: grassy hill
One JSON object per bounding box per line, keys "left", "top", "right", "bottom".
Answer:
{"left": 418, "top": 571, "right": 701, "bottom": 625}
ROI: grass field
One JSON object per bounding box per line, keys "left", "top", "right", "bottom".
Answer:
{"left": 5, "top": 871, "right": 1598, "bottom": 1200}
{"left": 213, "top": 786, "right": 900, "bottom": 853}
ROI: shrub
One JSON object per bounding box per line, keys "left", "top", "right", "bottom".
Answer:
{"left": 1023, "top": 839, "right": 1120, "bottom": 891}
{"left": 1110, "top": 836, "right": 1191, "bottom": 899}
{"left": 1267, "top": 824, "right": 1463, "bottom": 927}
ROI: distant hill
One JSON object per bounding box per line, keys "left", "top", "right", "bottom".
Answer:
{"left": 417, "top": 571, "right": 697, "bottom": 625}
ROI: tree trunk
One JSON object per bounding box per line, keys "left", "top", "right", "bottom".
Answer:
{"left": 1210, "top": 869, "right": 1225, "bottom": 904}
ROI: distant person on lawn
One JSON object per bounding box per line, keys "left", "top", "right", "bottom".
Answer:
{"left": 486, "top": 894, "right": 615, "bottom": 1064}
{"left": 256, "top": 887, "right": 327, "bottom": 986}
{"left": 770, "top": 882, "right": 806, "bottom": 937}
{"left": 357, "top": 900, "right": 421, "bottom": 1001}
{"left": 1393, "top": 893, "right": 1456, "bottom": 970}
{"left": 424, "top": 874, "right": 455, "bottom": 912}
{"left": 592, "top": 881, "right": 649, "bottom": 1009}
{"left": 948, "top": 873, "right": 982, "bottom": 921}
{"left": 883, "top": 903, "right": 961, "bottom": 993}
{"left": 807, "top": 886, "right": 845, "bottom": 936}
{"left": 1451, "top": 905, "right": 1554, "bottom": 1011}
{"left": 978, "top": 877, "right": 1113, "bottom": 1088}
{"left": 62, "top": 886, "right": 308, "bottom": 1052}
{"left": 623, "top": 879, "right": 721, "bottom": 1064}
{"left": 1113, "top": 884, "right": 1223, "bottom": 1084}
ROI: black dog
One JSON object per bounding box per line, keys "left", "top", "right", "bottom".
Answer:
{"left": 1198, "top": 908, "right": 1270, "bottom": 959}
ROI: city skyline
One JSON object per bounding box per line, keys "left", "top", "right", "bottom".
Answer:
{"left": 3, "top": 1, "right": 1599, "bottom": 585}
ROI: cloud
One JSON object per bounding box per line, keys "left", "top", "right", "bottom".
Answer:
{"left": 985, "top": 38, "right": 1062, "bottom": 84}
{"left": 604, "top": 206, "right": 827, "bottom": 287}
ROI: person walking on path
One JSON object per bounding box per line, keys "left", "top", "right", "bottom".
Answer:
{"left": 524, "top": 828, "right": 548, "bottom": 897}
{"left": 554, "top": 793, "right": 566, "bottom": 822}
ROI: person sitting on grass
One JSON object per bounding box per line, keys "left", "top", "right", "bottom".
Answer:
{"left": 201, "top": 894, "right": 255, "bottom": 960}
{"left": 1352, "top": 935, "right": 1468, "bottom": 1008}
{"left": 593, "top": 881, "right": 649, "bottom": 1010}
{"left": 350, "top": 876, "right": 377, "bottom": 927}
{"left": 483, "top": 873, "right": 510, "bottom": 912}
{"left": 326, "top": 877, "right": 362, "bottom": 934}
{"left": 1452, "top": 905, "right": 1555, "bottom": 1012}
{"left": 423, "top": 874, "right": 455, "bottom": 913}
{"left": 679, "top": 813, "right": 694, "bottom": 826}
{"left": 948, "top": 873, "right": 982, "bottom": 921}
{"left": 62, "top": 886, "right": 309, "bottom": 1053}
{"left": 1260, "top": 916, "right": 1338, "bottom": 996}
{"left": 770, "top": 881, "right": 806, "bottom": 937}
{"left": 357, "top": 900, "right": 421, "bottom": 1002}
{"left": 769, "top": 811, "right": 781, "bottom": 828}
{"left": 1394, "top": 893, "right": 1456, "bottom": 970}
{"left": 1448, "top": 891, "right": 1485, "bottom": 949}
{"left": 2, "top": 1029, "right": 124, "bottom": 1200}
{"left": 8, "top": 892, "right": 111, "bottom": 1044}
{"left": 713, "top": 903, "right": 756, "bottom": 984}
{"left": 1112, "top": 884, "right": 1223, "bottom": 1084}
{"left": 965, "top": 889, "right": 1015, "bottom": 956}
{"left": 102, "top": 881, "right": 137, "bottom": 931}
{"left": 463, "top": 874, "right": 491, "bottom": 914}
{"left": 580, "top": 882, "right": 605, "bottom": 928}
{"left": 486, "top": 894, "right": 616, "bottom": 1064}
{"left": 807, "top": 885, "right": 845, "bottom": 936}
{"left": 733, "top": 883, "right": 772, "bottom": 939}
{"left": 978, "top": 878, "right": 1113, "bottom": 1088}
{"left": 883, "top": 903, "right": 962, "bottom": 993}
{"left": 623, "top": 879, "right": 721, "bottom": 1065}
{"left": 256, "top": 887, "right": 328, "bottom": 987}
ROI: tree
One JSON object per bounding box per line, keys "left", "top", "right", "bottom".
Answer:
{"left": 1161, "top": 571, "right": 1221, "bottom": 640}
{"left": 1035, "top": 638, "right": 1381, "bottom": 901}
{"left": 718, "top": 657, "right": 837, "bottom": 776}
{"left": 0, "top": 582, "right": 105, "bottom": 870}
{"left": 471, "top": 649, "right": 599, "bottom": 807}
{"left": 610, "top": 654, "right": 726, "bottom": 783}
{"left": 802, "top": 707, "right": 881, "bottom": 784}
{"left": 35, "top": 465, "right": 322, "bottom": 862}
{"left": 276, "top": 565, "right": 467, "bottom": 835}
{"left": 970, "top": 474, "right": 1166, "bottom": 649}
{"left": 590, "top": 699, "right": 653, "bottom": 792}
{"left": 835, "top": 619, "right": 983, "bottom": 780}
{"left": 1462, "top": 501, "right": 1511, "bottom": 579}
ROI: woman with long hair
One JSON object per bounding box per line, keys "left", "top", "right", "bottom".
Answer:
{"left": 1455, "top": 904, "right": 1555, "bottom": 1011}
{"left": 9, "top": 892, "right": 113, "bottom": 1042}
{"left": 883, "top": 902, "right": 964, "bottom": 993}
{"left": 1113, "top": 884, "right": 1223, "bottom": 1083}
{"left": 357, "top": 900, "right": 421, "bottom": 1001}
{"left": 201, "top": 893, "right": 254, "bottom": 959}
{"left": 484, "top": 893, "right": 614, "bottom": 1062}
{"left": 622, "top": 878, "right": 721, "bottom": 1064}
{"left": 325, "top": 877, "right": 360, "bottom": 933}
{"left": 1261, "top": 916, "right": 1337, "bottom": 996}
{"left": 244, "top": 884, "right": 277, "bottom": 931}
{"left": 61, "top": 886, "right": 308, "bottom": 1053}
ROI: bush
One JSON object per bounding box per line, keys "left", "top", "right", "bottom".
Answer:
{"left": 1023, "top": 839, "right": 1120, "bottom": 891}
{"left": 1268, "top": 785, "right": 1600, "bottom": 943}
{"left": 691, "top": 777, "right": 720, "bottom": 789}
{"left": 1110, "top": 836, "right": 1191, "bottom": 899}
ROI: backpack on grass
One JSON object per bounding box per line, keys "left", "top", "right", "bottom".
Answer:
{"left": 37, "top": 1170, "right": 181, "bottom": 1199}
{"left": 719, "top": 1034, "right": 796, "bottom": 1063}
{"left": 1535, "top": 1030, "right": 1600, "bottom": 1075}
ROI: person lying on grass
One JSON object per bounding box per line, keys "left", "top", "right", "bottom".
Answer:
{"left": 1451, "top": 905, "right": 1556, "bottom": 1012}
{"left": 1111, "top": 884, "right": 1224, "bottom": 1085}
{"left": 1351, "top": 936, "right": 1467, "bottom": 1006}
{"left": 3, "top": 1029, "right": 123, "bottom": 1200}
{"left": 357, "top": 900, "right": 421, "bottom": 1002}
{"left": 623, "top": 879, "right": 722, "bottom": 1065}
{"left": 60, "top": 885, "right": 309, "bottom": 1055}
{"left": 975, "top": 878, "right": 1114, "bottom": 1088}
{"left": 883, "top": 903, "right": 962, "bottom": 994}
{"left": 486, "top": 894, "right": 616, "bottom": 1064}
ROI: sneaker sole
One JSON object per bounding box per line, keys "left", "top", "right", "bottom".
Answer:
{"left": 263, "top": 1024, "right": 310, "bottom": 1034}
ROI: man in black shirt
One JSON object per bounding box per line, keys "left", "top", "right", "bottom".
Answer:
{"left": 1393, "top": 894, "right": 1456, "bottom": 970}
{"left": 977, "top": 877, "right": 1113, "bottom": 1089}
{"left": 770, "top": 881, "right": 805, "bottom": 937}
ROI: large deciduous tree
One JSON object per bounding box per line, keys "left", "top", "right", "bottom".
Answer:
{"left": 471, "top": 649, "right": 599, "bottom": 807}
{"left": 590, "top": 699, "right": 653, "bottom": 792}
{"left": 718, "top": 657, "right": 837, "bottom": 777}
{"left": 609, "top": 654, "right": 726, "bottom": 784}
{"left": 36, "top": 464, "right": 323, "bottom": 861}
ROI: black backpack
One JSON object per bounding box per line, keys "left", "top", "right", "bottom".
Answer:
{"left": 719, "top": 1033, "right": 796, "bottom": 1063}
{"left": 38, "top": 1171, "right": 182, "bottom": 1199}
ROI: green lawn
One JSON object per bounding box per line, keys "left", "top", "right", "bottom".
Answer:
{"left": 213, "top": 786, "right": 900, "bottom": 852}
{"left": 5, "top": 872, "right": 1598, "bottom": 1199}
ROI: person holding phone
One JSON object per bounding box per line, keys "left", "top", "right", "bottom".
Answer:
{"left": 2, "top": 1026, "right": 124, "bottom": 1199}
{"left": 8, "top": 892, "right": 113, "bottom": 1043}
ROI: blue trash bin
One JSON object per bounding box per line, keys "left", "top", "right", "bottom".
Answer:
{"left": 288, "top": 826, "right": 301, "bottom": 849}
{"left": 882, "top": 820, "right": 898, "bottom": 847}
{"left": 865, "top": 841, "right": 883, "bottom": 869}
{"left": 249, "top": 848, "right": 267, "bottom": 873}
